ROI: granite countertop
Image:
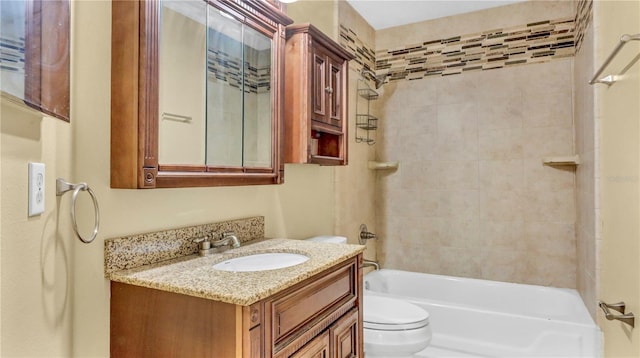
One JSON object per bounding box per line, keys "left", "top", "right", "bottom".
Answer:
{"left": 108, "top": 238, "right": 365, "bottom": 306}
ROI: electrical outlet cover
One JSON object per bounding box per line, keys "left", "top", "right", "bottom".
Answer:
{"left": 28, "top": 162, "right": 45, "bottom": 216}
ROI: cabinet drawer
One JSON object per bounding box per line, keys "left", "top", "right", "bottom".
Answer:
{"left": 271, "top": 259, "right": 357, "bottom": 346}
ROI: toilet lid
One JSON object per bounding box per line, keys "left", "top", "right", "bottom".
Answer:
{"left": 363, "top": 295, "right": 430, "bottom": 331}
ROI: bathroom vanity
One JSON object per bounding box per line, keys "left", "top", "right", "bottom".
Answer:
{"left": 108, "top": 238, "right": 364, "bottom": 357}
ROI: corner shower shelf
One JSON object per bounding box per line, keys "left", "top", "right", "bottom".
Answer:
{"left": 542, "top": 155, "right": 580, "bottom": 167}
{"left": 368, "top": 161, "right": 399, "bottom": 170}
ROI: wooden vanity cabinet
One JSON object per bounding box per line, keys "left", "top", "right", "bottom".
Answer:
{"left": 284, "top": 24, "right": 355, "bottom": 166}
{"left": 110, "top": 254, "right": 363, "bottom": 357}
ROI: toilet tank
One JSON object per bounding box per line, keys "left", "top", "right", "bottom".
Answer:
{"left": 305, "top": 235, "right": 347, "bottom": 244}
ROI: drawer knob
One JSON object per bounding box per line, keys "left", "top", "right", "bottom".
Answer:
{"left": 325, "top": 87, "right": 334, "bottom": 94}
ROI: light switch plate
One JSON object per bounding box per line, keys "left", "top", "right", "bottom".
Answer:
{"left": 28, "top": 162, "right": 45, "bottom": 216}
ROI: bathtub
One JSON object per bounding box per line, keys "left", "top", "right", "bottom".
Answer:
{"left": 364, "top": 269, "right": 601, "bottom": 357}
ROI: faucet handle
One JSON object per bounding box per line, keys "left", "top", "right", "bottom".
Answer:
{"left": 193, "top": 235, "right": 211, "bottom": 250}
{"left": 222, "top": 231, "right": 235, "bottom": 237}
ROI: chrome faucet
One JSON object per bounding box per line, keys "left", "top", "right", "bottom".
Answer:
{"left": 193, "top": 232, "right": 241, "bottom": 256}
{"left": 211, "top": 232, "right": 241, "bottom": 249}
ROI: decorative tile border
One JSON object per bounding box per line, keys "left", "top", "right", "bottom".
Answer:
{"left": 574, "top": 0, "right": 593, "bottom": 53}
{"left": 338, "top": 24, "right": 376, "bottom": 74}
{"left": 104, "top": 216, "right": 265, "bottom": 276}
{"left": 375, "top": 16, "right": 576, "bottom": 82}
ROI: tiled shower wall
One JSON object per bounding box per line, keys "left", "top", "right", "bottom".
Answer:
{"left": 375, "top": 1, "right": 578, "bottom": 287}
{"left": 334, "top": 0, "right": 378, "bottom": 258}
{"left": 573, "top": 0, "right": 598, "bottom": 319}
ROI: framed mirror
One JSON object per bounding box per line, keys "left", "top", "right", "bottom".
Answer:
{"left": 111, "top": 0, "right": 292, "bottom": 188}
{"left": 0, "top": 0, "right": 70, "bottom": 122}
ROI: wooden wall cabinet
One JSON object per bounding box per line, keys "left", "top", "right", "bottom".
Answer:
{"left": 284, "top": 24, "right": 355, "bottom": 166}
{"left": 111, "top": 254, "right": 363, "bottom": 357}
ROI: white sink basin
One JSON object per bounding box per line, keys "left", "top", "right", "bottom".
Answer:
{"left": 212, "top": 252, "right": 309, "bottom": 272}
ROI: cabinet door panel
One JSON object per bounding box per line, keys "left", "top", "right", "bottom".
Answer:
{"left": 290, "top": 331, "right": 330, "bottom": 358}
{"left": 328, "top": 57, "right": 343, "bottom": 128}
{"left": 312, "top": 49, "right": 327, "bottom": 122}
{"left": 332, "top": 310, "right": 360, "bottom": 358}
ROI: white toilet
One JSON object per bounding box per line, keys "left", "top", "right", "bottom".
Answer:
{"left": 363, "top": 295, "right": 432, "bottom": 358}
{"left": 306, "top": 236, "right": 432, "bottom": 358}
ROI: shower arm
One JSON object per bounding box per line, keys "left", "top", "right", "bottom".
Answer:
{"left": 360, "top": 68, "right": 387, "bottom": 89}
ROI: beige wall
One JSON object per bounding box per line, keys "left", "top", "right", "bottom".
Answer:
{"left": 574, "top": 1, "right": 599, "bottom": 320}
{"left": 1, "top": 1, "right": 336, "bottom": 356}
{"left": 595, "top": 0, "right": 640, "bottom": 355}
{"left": 1, "top": 102, "right": 75, "bottom": 356}
{"left": 375, "top": 1, "right": 577, "bottom": 287}
{"left": 286, "top": 0, "right": 338, "bottom": 40}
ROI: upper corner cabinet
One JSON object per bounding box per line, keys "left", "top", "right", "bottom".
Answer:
{"left": 284, "top": 23, "right": 355, "bottom": 166}
{"left": 110, "top": 0, "right": 292, "bottom": 188}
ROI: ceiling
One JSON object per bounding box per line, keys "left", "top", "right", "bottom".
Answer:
{"left": 345, "top": 0, "right": 528, "bottom": 30}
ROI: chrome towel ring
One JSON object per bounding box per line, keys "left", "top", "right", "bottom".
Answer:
{"left": 56, "top": 178, "right": 100, "bottom": 244}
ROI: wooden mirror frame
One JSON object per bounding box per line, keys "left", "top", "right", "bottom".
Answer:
{"left": 110, "top": 0, "right": 292, "bottom": 188}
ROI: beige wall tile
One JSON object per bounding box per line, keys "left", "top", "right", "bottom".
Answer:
{"left": 437, "top": 74, "right": 479, "bottom": 105}
{"left": 523, "top": 188, "right": 576, "bottom": 222}
{"left": 439, "top": 218, "right": 480, "bottom": 248}
{"left": 481, "top": 248, "right": 529, "bottom": 283}
{"left": 479, "top": 220, "right": 527, "bottom": 250}
{"left": 479, "top": 160, "right": 524, "bottom": 191}
{"left": 438, "top": 190, "right": 480, "bottom": 218}
{"left": 439, "top": 161, "right": 479, "bottom": 190}
{"left": 479, "top": 128, "right": 524, "bottom": 160}
{"left": 400, "top": 160, "right": 439, "bottom": 190}
{"left": 522, "top": 126, "right": 574, "bottom": 159}
{"left": 480, "top": 189, "right": 526, "bottom": 222}
{"left": 477, "top": 92, "right": 524, "bottom": 132}
{"left": 522, "top": 92, "right": 573, "bottom": 129}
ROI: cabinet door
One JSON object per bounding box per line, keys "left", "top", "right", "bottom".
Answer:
{"left": 290, "top": 331, "right": 330, "bottom": 358}
{"left": 327, "top": 55, "right": 344, "bottom": 128}
{"left": 311, "top": 47, "right": 328, "bottom": 124}
{"left": 331, "top": 310, "right": 360, "bottom": 358}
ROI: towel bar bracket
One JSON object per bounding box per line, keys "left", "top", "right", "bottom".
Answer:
{"left": 599, "top": 301, "right": 635, "bottom": 328}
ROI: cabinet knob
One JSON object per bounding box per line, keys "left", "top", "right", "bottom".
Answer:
{"left": 325, "top": 86, "right": 334, "bottom": 94}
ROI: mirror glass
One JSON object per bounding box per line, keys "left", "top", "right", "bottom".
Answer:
{"left": 1, "top": 1, "right": 26, "bottom": 100}
{"left": 158, "top": 0, "right": 273, "bottom": 169}
{"left": 240, "top": 25, "right": 272, "bottom": 168}
{"left": 0, "top": 0, "right": 70, "bottom": 121}
{"left": 159, "top": 0, "right": 207, "bottom": 165}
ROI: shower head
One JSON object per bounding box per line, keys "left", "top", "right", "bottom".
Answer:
{"left": 361, "top": 68, "right": 388, "bottom": 89}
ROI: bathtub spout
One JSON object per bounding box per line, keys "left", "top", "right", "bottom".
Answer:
{"left": 363, "top": 259, "right": 380, "bottom": 270}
